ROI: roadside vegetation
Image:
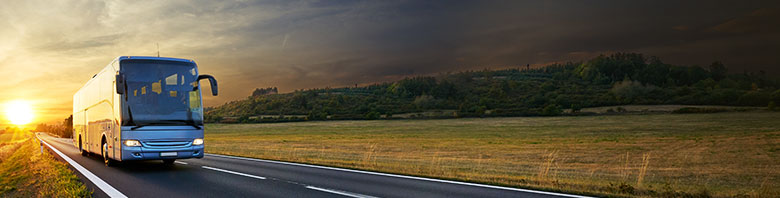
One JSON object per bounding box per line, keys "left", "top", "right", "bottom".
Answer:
{"left": 0, "top": 127, "right": 90, "bottom": 197}
{"left": 205, "top": 111, "right": 780, "bottom": 197}
{"left": 205, "top": 53, "right": 780, "bottom": 123}
{"left": 33, "top": 115, "right": 73, "bottom": 138}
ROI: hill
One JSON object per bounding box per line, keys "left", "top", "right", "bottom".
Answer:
{"left": 204, "top": 53, "right": 780, "bottom": 123}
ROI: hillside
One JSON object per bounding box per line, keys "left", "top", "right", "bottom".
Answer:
{"left": 205, "top": 53, "right": 780, "bottom": 123}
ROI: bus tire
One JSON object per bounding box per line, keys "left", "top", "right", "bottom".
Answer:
{"left": 79, "top": 137, "right": 87, "bottom": 156}
{"left": 102, "top": 142, "right": 116, "bottom": 166}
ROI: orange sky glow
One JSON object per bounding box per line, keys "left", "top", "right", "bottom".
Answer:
{"left": 2, "top": 1, "right": 778, "bottom": 125}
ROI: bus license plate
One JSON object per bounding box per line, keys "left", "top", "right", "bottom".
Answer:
{"left": 160, "top": 152, "right": 177, "bottom": 157}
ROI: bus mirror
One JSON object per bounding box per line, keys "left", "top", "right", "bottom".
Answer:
{"left": 198, "top": 74, "right": 218, "bottom": 96}
{"left": 116, "top": 74, "right": 126, "bottom": 95}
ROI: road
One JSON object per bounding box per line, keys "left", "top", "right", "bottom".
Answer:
{"left": 36, "top": 133, "right": 589, "bottom": 198}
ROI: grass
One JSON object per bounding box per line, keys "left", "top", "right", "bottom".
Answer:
{"left": 0, "top": 131, "right": 91, "bottom": 197}
{"left": 205, "top": 111, "right": 780, "bottom": 197}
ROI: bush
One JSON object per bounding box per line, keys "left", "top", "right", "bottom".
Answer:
{"left": 737, "top": 91, "right": 771, "bottom": 106}
{"left": 541, "top": 104, "right": 562, "bottom": 116}
{"left": 611, "top": 80, "right": 661, "bottom": 103}
{"left": 364, "top": 111, "right": 381, "bottom": 120}
{"left": 570, "top": 104, "right": 582, "bottom": 113}
{"left": 616, "top": 107, "right": 627, "bottom": 113}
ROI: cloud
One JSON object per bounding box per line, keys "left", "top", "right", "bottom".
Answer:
{"left": 709, "top": 7, "right": 780, "bottom": 34}
{"left": 1, "top": 0, "right": 779, "bottom": 123}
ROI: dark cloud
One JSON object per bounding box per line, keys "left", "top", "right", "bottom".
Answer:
{"left": 3, "top": 0, "right": 780, "bottom": 123}
{"left": 228, "top": 0, "right": 780, "bottom": 95}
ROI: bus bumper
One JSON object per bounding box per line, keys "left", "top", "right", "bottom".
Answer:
{"left": 120, "top": 145, "right": 204, "bottom": 161}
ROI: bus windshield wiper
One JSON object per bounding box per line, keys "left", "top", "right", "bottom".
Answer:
{"left": 130, "top": 120, "right": 201, "bottom": 130}
{"left": 131, "top": 124, "right": 149, "bottom": 130}
{"left": 160, "top": 120, "right": 202, "bottom": 130}
{"left": 130, "top": 122, "right": 177, "bottom": 130}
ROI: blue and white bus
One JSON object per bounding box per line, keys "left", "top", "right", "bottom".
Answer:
{"left": 73, "top": 56, "right": 217, "bottom": 166}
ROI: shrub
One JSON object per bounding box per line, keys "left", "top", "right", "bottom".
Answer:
{"left": 541, "top": 104, "right": 562, "bottom": 116}
{"left": 364, "top": 111, "right": 381, "bottom": 120}
{"left": 570, "top": 104, "right": 582, "bottom": 113}
{"left": 616, "top": 107, "right": 627, "bottom": 112}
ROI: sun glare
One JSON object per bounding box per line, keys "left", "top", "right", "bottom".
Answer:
{"left": 4, "top": 100, "right": 34, "bottom": 126}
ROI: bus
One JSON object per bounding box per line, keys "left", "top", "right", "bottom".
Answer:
{"left": 73, "top": 56, "right": 218, "bottom": 166}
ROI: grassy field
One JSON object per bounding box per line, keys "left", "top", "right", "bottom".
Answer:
{"left": 0, "top": 130, "right": 91, "bottom": 197}
{"left": 205, "top": 111, "right": 780, "bottom": 197}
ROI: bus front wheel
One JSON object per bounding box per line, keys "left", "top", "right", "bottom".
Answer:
{"left": 102, "top": 142, "right": 116, "bottom": 166}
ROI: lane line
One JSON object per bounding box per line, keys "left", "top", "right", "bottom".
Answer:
{"left": 174, "top": 161, "right": 188, "bottom": 165}
{"left": 206, "top": 153, "right": 590, "bottom": 198}
{"left": 201, "top": 166, "right": 266, "bottom": 180}
{"left": 37, "top": 134, "right": 128, "bottom": 198}
{"left": 306, "top": 186, "right": 378, "bottom": 198}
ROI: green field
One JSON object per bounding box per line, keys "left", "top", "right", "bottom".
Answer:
{"left": 204, "top": 111, "right": 780, "bottom": 197}
{"left": 0, "top": 131, "right": 91, "bottom": 197}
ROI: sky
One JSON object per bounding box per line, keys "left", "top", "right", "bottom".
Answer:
{"left": 1, "top": 0, "right": 778, "bottom": 124}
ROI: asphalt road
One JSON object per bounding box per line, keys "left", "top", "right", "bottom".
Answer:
{"left": 36, "top": 133, "right": 589, "bottom": 198}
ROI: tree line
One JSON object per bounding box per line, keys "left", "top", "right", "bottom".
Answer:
{"left": 205, "top": 53, "right": 780, "bottom": 123}
{"left": 34, "top": 115, "right": 73, "bottom": 138}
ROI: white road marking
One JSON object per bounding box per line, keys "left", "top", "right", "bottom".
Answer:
{"left": 306, "top": 186, "right": 378, "bottom": 198}
{"left": 174, "top": 161, "right": 188, "bottom": 165}
{"left": 206, "top": 153, "right": 591, "bottom": 198}
{"left": 37, "top": 134, "right": 128, "bottom": 198}
{"left": 201, "top": 166, "right": 266, "bottom": 180}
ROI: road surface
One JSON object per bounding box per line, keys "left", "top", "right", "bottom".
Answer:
{"left": 36, "top": 133, "right": 589, "bottom": 198}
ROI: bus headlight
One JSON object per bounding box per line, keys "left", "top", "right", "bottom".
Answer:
{"left": 193, "top": 138, "right": 203, "bottom": 145}
{"left": 125, "top": 140, "right": 141, "bottom": 147}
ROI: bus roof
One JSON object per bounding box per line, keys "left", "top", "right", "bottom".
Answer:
{"left": 116, "top": 56, "right": 195, "bottom": 63}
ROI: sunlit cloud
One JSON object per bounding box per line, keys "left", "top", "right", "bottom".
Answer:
{"left": 0, "top": 0, "right": 778, "bottom": 124}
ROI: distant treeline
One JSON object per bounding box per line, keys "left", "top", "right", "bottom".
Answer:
{"left": 205, "top": 53, "right": 780, "bottom": 123}
{"left": 35, "top": 115, "right": 73, "bottom": 138}
{"left": 252, "top": 87, "right": 279, "bottom": 97}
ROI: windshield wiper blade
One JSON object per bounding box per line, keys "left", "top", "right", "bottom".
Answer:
{"left": 130, "top": 120, "right": 202, "bottom": 130}
{"left": 130, "top": 121, "right": 184, "bottom": 130}
{"left": 131, "top": 124, "right": 151, "bottom": 130}
{"left": 160, "top": 120, "right": 202, "bottom": 130}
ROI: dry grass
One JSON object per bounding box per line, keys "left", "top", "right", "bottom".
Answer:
{"left": 205, "top": 111, "right": 780, "bottom": 197}
{"left": 0, "top": 131, "right": 91, "bottom": 197}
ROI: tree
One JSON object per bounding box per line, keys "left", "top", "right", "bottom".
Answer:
{"left": 772, "top": 90, "right": 780, "bottom": 103}
{"left": 541, "top": 104, "right": 562, "bottom": 116}
{"left": 63, "top": 115, "right": 73, "bottom": 138}
{"left": 708, "top": 62, "right": 727, "bottom": 81}
{"left": 364, "top": 111, "right": 380, "bottom": 120}
{"left": 413, "top": 95, "right": 435, "bottom": 109}
{"left": 201, "top": 52, "right": 780, "bottom": 122}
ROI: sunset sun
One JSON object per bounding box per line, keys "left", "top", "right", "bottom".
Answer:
{"left": 4, "top": 100, "right": 34, "bottom": 126}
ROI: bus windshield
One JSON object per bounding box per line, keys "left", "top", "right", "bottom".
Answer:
{"left": 122, "top": 59, "right": 203, "bottom": 126}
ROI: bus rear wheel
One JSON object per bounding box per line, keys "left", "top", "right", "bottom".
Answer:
{"left": 79, "top": 138, "right": 87, "bottom": 156}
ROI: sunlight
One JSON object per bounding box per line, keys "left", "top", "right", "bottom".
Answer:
{"left": 4, "top": 100, "right": 34, "bottom": 126}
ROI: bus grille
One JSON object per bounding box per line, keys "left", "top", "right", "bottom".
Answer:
{"left": 143, "top": 141, "right": 190, "bottom": 147}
